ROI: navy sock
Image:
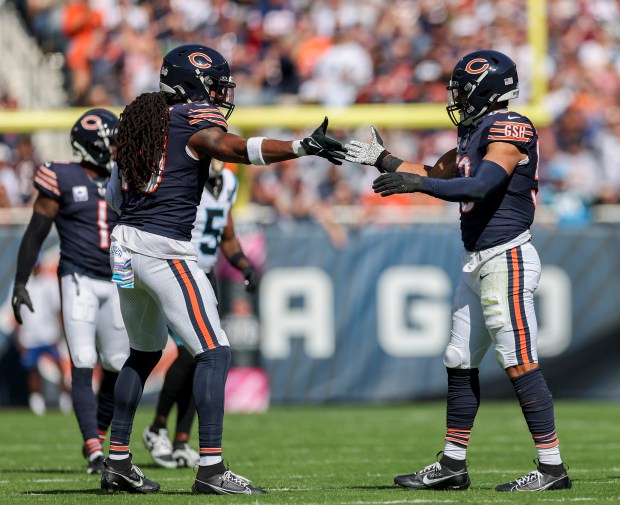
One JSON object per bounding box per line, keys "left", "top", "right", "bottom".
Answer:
{"left": 110, "top": 349, "right": 162, "bottom": 449}
{"left": 511, "top": 368, "right": 559, "bottom": 453}
{"left": 446, "top": 368, "right": 480, "bottom": 428}
{"left": 156, "top": 345, "right": 196, "bottom": 426}
{"left": 194, "top": 347, "right": 231, "bottom": 453}
{"left": 97, "top": 369, "right": 118, "bottom": 435}
{"left": 444, "top": 368, "right": 480, "bottom": 452}
{"left": 71, "top": 367, "right": 98, "bottom": 442}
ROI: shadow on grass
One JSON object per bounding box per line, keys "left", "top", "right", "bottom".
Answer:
{"left": 2, "top": 468, "right": 85, "bottom": 475}
{"left": 22, "top": 490, "right": 195, "bottom": 496}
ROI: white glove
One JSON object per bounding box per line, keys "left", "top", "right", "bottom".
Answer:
{"left": 344, "top": 126, "right": 386, "bottom": 166}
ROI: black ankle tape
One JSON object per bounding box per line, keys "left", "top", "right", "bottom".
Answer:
{"left": 197, "top": 461, "right": 226, "bottom": 478}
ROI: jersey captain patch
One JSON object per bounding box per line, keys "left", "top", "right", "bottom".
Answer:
{"left": 72, "top": 185, "right": 89, "bottom": 202}
{"left": 487, "top": 120, "right": 533, "bottom": 142}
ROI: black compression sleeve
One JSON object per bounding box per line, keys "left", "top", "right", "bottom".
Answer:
{"left": 15, "top": 212, "right": 53, "bottom": 285}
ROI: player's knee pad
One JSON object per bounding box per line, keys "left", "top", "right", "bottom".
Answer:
{"left": 494, "top": 348, "right": 511, "bottom": 369}
{"left": 101, "top": 353, "right": 128, "bottom": 373}
{"left": 443, "top": 344, "right": 467, "bottom": 369}
{"left": 71, "top": 348, "right": 98, "bottom": 369}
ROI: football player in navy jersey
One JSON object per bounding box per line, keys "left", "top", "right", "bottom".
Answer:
{"left": 345, "top": 50, "right": 571, "bottom": 493}
{"left": 101, "top": 43, "right": 344, "bottom": 495}
{"left": 140, "top": 160, "right": 257, "bottom": 470}
{"left": 12, "top": 108, "right": 130, "bottom": 475}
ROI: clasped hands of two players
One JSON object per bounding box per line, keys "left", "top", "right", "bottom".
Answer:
{"left": 345, "top": 126, "right": 423, "bottom": 196}
{"left": 301, "top": 119, "right": 422, "bottom": 197}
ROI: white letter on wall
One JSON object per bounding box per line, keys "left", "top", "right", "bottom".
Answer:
{"left": 260, "top": 267, "right": 334, "bottom": 359}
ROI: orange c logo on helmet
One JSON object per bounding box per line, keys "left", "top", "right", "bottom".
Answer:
{"left": 465, "top": 58, "right": 490, "bottom": 75}
{"left": 81, "top": 115, "right": 102, "bottom": 130}
{"left": 189, "top": 52, "right": 212, "bottom": 69}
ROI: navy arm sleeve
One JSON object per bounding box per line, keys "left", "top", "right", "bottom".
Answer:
{"left": 420, "top": 159, "right": 509, "bottom": 202}
{"left": 15, "top": 212, "right": 54, "bottom": 285}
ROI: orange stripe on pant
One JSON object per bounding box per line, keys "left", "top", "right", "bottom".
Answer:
{"left": 510, "top": 248, "right": 530, "bottom": 364}
{"left": 172, "top": 259, "right": 216, "bottom": 350}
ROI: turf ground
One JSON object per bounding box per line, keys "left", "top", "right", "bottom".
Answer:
{"left": 0, "top": 401, "right": 618, "bottom": 504}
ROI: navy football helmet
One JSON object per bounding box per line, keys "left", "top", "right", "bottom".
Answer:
{"left": 446, "top": 50, "right": 519, "bottom": 127}
{"left": 160, "top": 44, "right": 236, "bottom": 119}
{"left": 71, "top": 108, "right": 118, "bottom": 173}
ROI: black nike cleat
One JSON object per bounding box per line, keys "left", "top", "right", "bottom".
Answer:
{"left": 394, "top": 460, "right": 471, "bottom": 491}
{"left": 101, "top": 458, "right": 160, "bottom": 494}
{"left": 496, "top": 464, "right": 572, "bottom": 492}
{"left": 192, "top": 468, "right": 266, "bottom": 495}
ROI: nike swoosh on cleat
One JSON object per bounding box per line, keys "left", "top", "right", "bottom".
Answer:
{"left": 120, "top": 474, "right": 144, "bottom": 487}
{"left": 422, "top": 474, "right": 457, "bottom": 486}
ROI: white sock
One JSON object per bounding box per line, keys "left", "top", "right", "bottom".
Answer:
{"left": 537, "top": 445, "right": 562, "bottom": 466}
{"left": 200, "top": 455, "right": 222, "bottom": 466}
{"left": 443, "top": 441, "right": 467, "bottom": 461}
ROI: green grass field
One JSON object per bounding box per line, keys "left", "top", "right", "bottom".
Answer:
{"left": 0, "top": 401, "right": 619, "bottom": 504}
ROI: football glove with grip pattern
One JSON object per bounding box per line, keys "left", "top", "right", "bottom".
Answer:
{"left": 372, "top": 172, "right": 424, "bottom": 197}
{"left": 345, "top": 127, "right": 403, "bottom": 172}
{"left": 298, "top": 117, "right": 345, "bottom": 165}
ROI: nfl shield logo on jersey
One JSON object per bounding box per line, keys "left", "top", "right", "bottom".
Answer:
{"left": 72, "top": 185, "right": 89, "bottom": 202}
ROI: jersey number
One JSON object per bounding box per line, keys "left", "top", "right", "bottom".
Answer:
{"left": 456, "top": 155, "right": 475, "bottom": 213}
{"left": 97, "top": 200, "right": 109, "bottom": 248}
{"left": 200, "top": 209, "right": 225, "bottom": 255}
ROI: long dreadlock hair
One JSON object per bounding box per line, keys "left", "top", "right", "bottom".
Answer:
{"left": 116, "top": 92, "right": 170, "bottom": 189}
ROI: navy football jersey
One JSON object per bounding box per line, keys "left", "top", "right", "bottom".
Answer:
{"left": 33, "top": 162, "right": 118, "bottom": 279}
{"left": 456, "top": 110, "right": 539, "bottom": 251}
{"left": 118, "top": 102, "right": 227, "bottom": 240}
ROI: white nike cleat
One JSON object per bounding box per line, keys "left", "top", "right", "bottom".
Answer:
{"left": 395, "top": 459, "right": 470, "bottom": 490}
{"left": 142, "top": 426, "right": 177, "bottom": 468}
{"left": 172, "top": 442, "right": 200, "bottom": 468}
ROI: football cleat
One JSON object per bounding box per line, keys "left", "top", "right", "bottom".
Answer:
{"left": 172, "top": 442, "right": 200, "bottom": 468}
{"left": 496, "top": 463, "right": 572, "bottom": 492}
{"left": 101, "top": 458, "right": 160, "bottom": 494}
{"left": 82, "top": 443, "right": 104, "bottom": 474}
{"left": 86, "top": 455, "right": 105, "bottom": 475}
{"left": 394, "top": 460, "right": 471, "bottom": 491}
{"left": 192, "top": 467, "right": 266, "bottom": 495}
{"left": 142, "top": 426, "right": 177, "bottom": 468}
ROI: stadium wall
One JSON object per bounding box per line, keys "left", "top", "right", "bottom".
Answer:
{"left": 1, "top": 221, "right": 618, "bottom": 405}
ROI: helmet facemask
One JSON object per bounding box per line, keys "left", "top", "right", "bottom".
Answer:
{"left": 71, "top": 113, "right": 117, "bottom": 173}
{"left": 203, "top": 74, "right": 236, "bottom": 119}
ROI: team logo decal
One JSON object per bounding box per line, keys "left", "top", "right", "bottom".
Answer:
{"left": 80, "top": 115, "right": 103, "bottom": 131}
{"left": 189, "top": 52, "right": 212, "bottom": 69}
{"left": 465, "top": 58, "right": 490, "bottom": 75}
{"left": 72, "top": 185, "right": 89, "bottom": 202}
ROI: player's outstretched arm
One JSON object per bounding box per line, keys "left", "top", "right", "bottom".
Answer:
{"left": 12, "top": 193, "right": 58, "bottom": 324}
{"left": 220, "top": 213, "right": 257, "bottom": 293}
{"left": 372, "top": 142, "right": 522, "bottom": 201}
{"left": 345, "top": 127, "right": 456, "bottom": 178}
{"left": 189, "top": 117, "right": 345, "bottom": 166}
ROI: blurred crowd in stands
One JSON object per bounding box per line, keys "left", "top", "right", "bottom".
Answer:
{"left": 1, "top": 0, "right": 620, "bottom": 227}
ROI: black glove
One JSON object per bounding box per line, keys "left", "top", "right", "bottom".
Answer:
{"left": 300, "top": 117, "right": 346, "bottom": 165}
{"left": 12, "top": 282, "right": 34, "bottom": 325}
{"left": 372, "top": 172, "right": 424, "bottom": 197}
{"left": 243, "top": 267, "right": 258, "bottom": 294}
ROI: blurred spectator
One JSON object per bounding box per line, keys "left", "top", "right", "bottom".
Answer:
{"left": 14, "top": 136, "right": 40, "bottom": 205}
{"left": 0, "top": 143, "right": 21, "bottom": 207}
{"left": 7, "top": 0, "right": 620, "bottom": 214}
{"left": 16, "top": 261, "right": 71, "bottom": 416}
